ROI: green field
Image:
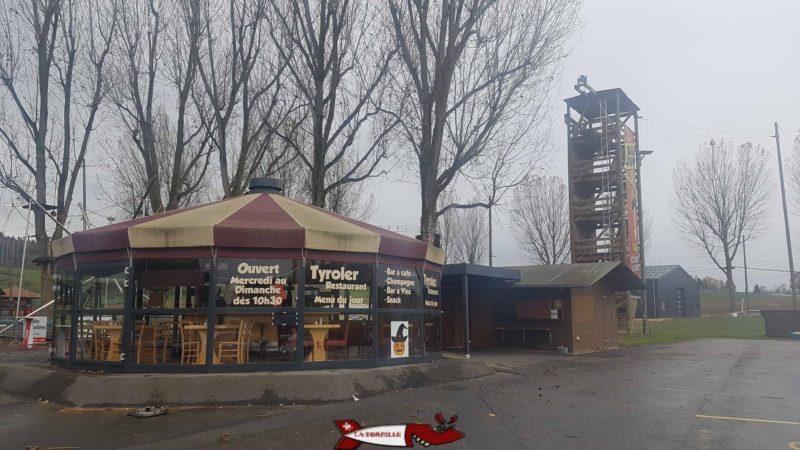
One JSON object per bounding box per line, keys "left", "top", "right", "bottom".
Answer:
{"left": 700, "top": 290, "right": 794, "bottom": 316}
{"left": 0, "top": 264, "right": 41, "bottom": 295}
{"left": 619, "top": 316, "right": 766, "bottom": 347}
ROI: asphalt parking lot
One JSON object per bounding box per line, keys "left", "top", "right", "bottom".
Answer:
{"left": 2, "top": 338, "right": 799, "bottom": 449}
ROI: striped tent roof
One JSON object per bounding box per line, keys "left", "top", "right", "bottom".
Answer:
{"left": 53, "top": 193, "right": 444, "bottom": 265}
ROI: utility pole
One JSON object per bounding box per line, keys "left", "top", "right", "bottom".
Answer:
{"left": 774, "top": 122, "right": 797, "bottom": 310}
{"left": 14, "top": 197, "right": 32, "bottom": 340}
{"left": 743, "top": 239, "right": 750, "bottom": 315}
{"left": 634, "top": 114, "right": 648, "bottom": 335}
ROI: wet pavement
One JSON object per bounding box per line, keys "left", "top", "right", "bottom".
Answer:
{"left": 2, "top": 338, "right": 799, "bottom": 449}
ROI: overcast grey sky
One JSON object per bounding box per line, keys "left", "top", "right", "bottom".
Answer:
{"left": 368, "top": 0, "right": 800, "bottom": 289}
{"left": 1, "top": 0, "right": 798, "bottom": 291}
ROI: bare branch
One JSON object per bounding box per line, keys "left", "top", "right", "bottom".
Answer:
{"left": 269, "top": 0, "right": 396, "bottom": 209}
{"left": 387, "top": 0, "right": 579, "bottom": 239}
{"left": 510, "top": 175, "right": 570, "bottom": 265}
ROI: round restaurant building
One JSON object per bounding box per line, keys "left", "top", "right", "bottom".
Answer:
{"left": 50, "top": 179, "right": 443, "bottom": 372}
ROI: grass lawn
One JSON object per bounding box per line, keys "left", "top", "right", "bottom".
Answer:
{"left": 619, "top": 316, "right": 766, "bottom": 347}
{"left": 0, "top": 264, "right": 42, "bottom": 295}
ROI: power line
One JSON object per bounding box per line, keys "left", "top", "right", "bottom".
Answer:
{"left": 642, "top": 120, "right": 699, "bottom": 148}
{"left": 646, "top": 119, "right": 710, "bottom": 139}
{"left": 685, "top": 267, "right": 723, "bottom": 273}
{"left": 747, "top": 266, "right": 790, "bottom": 273}
{"left": 641, "top": 117, "right": 773, "bottom": 139}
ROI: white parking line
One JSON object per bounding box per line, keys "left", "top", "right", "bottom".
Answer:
{"left": 696, "top": 414, "right": 800, "bottom": 426}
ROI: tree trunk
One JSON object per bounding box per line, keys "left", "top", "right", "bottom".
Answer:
{"left": 218, "top": 123, "right": 231, "bottom": 197}
{"left": 311, "top": 67, "right": 326, "bottom": 208}
{"left": 39, "top": 257, "right": 53, "bottom": 304}
{"left": 725, "top": 266, "right": 736, "bottom": 312}
{"left": 420, "top": 167, "right": 438, "bottom": 241}
{"left": 34, "top": 4, "right": 57, "bottom": 305}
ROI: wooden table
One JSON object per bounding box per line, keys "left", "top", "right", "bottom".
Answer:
{"left": 185, "top": 324, "right": 239, "bottom": 364}
{"left": 493, "top": 326, "right": 551, "bottom": 344}
{"left": 93, "top": 323, "right": 122, "bottom": 362}
{"left": 304, "top": 324, "right": 340, "bottom": 362}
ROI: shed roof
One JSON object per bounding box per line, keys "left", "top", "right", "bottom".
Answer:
{"left": 503, "top": 262, "right": 644, "bottom": 290}
{"left": 1, "top": 287, "right": 41, "bottom": 299}
{"left": 442, "top": 263, "right": 520, "bottom": 281}
{"left": 645, "top": 265, "right": 682, "bottom": 280}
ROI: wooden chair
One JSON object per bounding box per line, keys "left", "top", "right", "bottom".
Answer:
{"left": 137, "top": 322, "right": 169, "bottom": 364}
{"left": 91, "top": 323, "right": 109, "bottom": 360}
{"left": 217, "top": 320, "right": 254, "bottom": 364}
{"left": 349, "top": 321, "right": 371, "bottom": 357}
{"left": 179, "top": 320, "right": 201, "bottom": 364}
{"left": 325, "top": 320, "right": 350, "bottom": 359}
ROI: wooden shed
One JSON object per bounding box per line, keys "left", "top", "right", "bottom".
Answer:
{"left": 0, "top": 287, "right": 42, "bottom": 317}
{"left": 442, "top": 262, "right": 643, "bottom": 355}
{"left": 638, "top": 265, "right": 700, "bottom": 318}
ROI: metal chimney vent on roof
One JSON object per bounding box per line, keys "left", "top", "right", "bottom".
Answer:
{"left": 248, "top": 177, "right": 282, "bottom": 194}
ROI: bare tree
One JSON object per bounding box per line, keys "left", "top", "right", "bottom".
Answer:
{"left": 101, "top": 108, "right": 214, "bottom": 219}
{"left": 110, "top": 0, "right": 213, "bottom": 214}
{"left": 437, "top": 187, "right": 456, "bottom": 259}
{"left": 511, "top": 175, "right": 570, "bottom": 265}
{"left": 642, "top": 208, "right": 653, "bottom": 253}
{"left": 462, "top": 116, "right": 550, "bottom": 262}
{"left": 323, "top": 158, "right": 377, "bottom": 220}
{"left": 268, "top": 0, "right": 398, "bottom": 209}
{"left": 387, "top": 0, "right": 579, "bottom": 240}
{"left": 443, "top": 205, "right": 487, "bottom": 264}
{"left": 0, "top": 0, "right": 117, "bottom": 299}
{"left": 788, "top": 131, "right": 800, "bottom": 216}
{"left": 0, "top": 0, "right": 59, "bottom": 249}
{"left": 261, "top": 115, "right": 375, "bottom": 218}
{"left": 673, "top": 140, "right": 772, "bottom": 312}
{"left": 99, "top": 138, "right": 149, "bottom": 218}
{"left": 195, "top": 0, "right": 295, "bottom": 197}
{"left": 53, "top": 0, "right": 118, "bottom": 237}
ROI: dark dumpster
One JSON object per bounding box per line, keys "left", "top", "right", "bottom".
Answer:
{"left": 760, "top": 310, "right": 800, "bottom": 337}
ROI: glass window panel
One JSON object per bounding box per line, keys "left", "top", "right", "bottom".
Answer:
{"left": 215, "top": 259, "right": 299, "bottom": 308}
{"left": 76, "top": 313, "right": 123, "bottom": 362}
{"left": 52, "top": 270, "right": 75, "bottom": 360}
{"left": 303, "top": 312, "right": 373, "bottom": 362}
{"left": 304, "top": 262, "right": 372, "bottom": 309}
{"left": 377, "top": 265, "right": 421, "bottom": 309}
{"left": 134, "top": 260, "right": 210, "bottom": 309}
{"left": 80, "top": 267, "right": 128, "bottom": 310}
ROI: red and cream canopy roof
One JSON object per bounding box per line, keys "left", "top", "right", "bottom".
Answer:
{"left": 53, "top": 193, "right": 444, "bottom": 266}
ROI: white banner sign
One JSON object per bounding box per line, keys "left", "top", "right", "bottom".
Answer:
{"left": 24, "top": 316, "right": 48, "bottom": 348}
